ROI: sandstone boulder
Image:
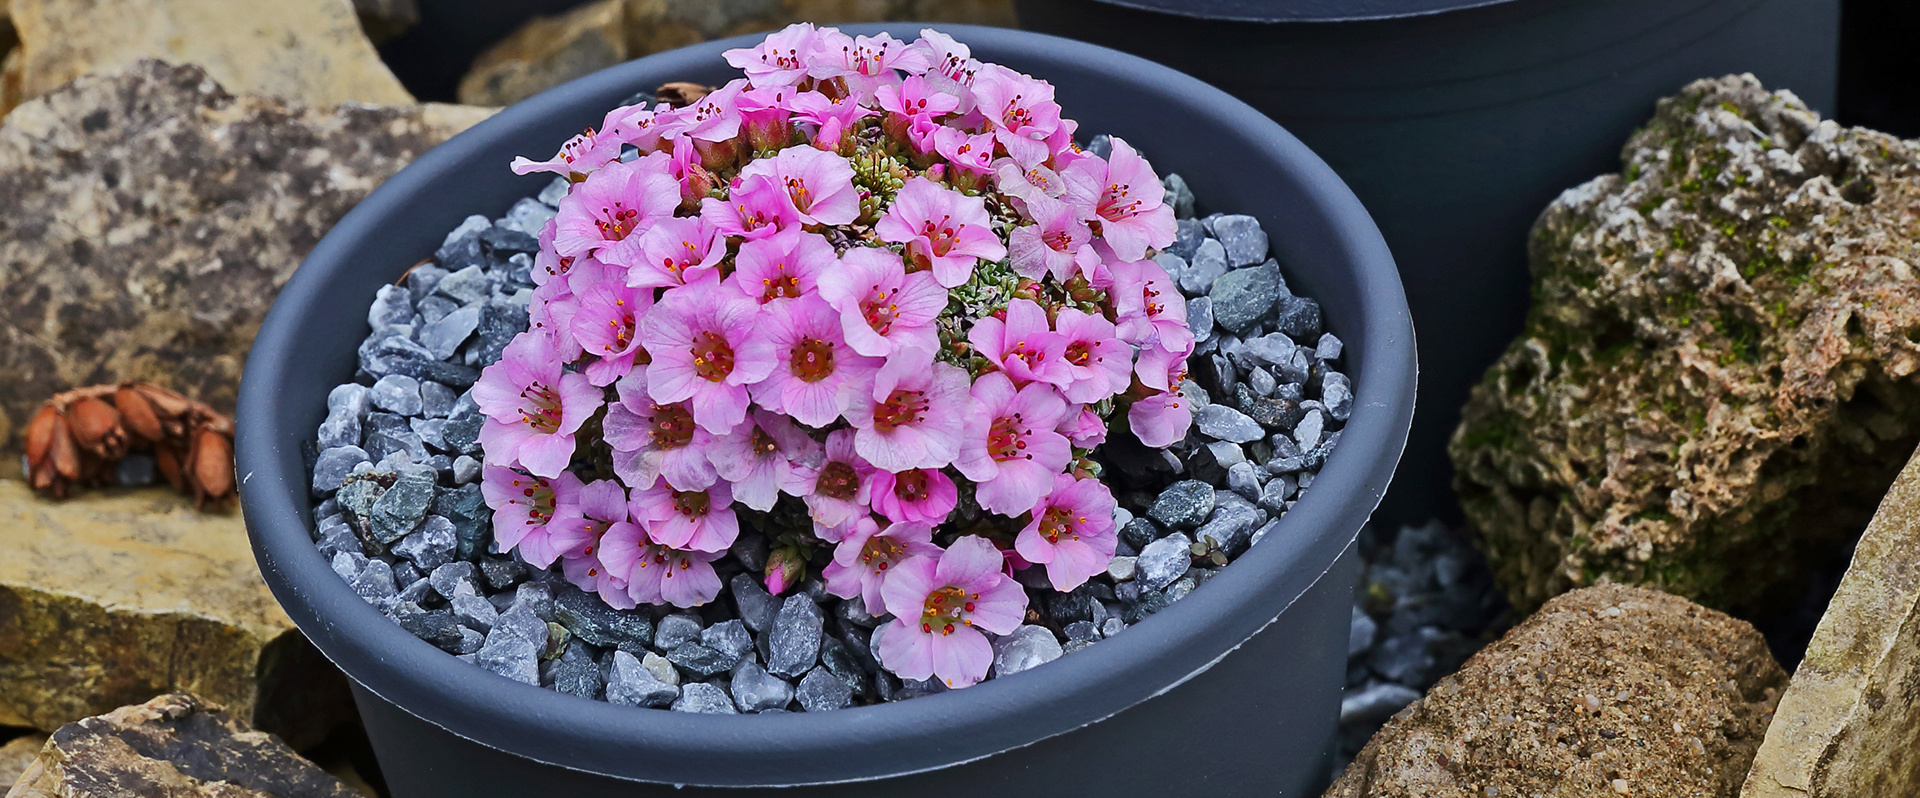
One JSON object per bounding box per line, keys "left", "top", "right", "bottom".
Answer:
{"left": 0, "top": 735, "right": 46, "bottom": 790}
{"left": 1452, "top": 74, "right": 1920, "bottom": 612}
{"left": 6, "top": 694, "right": 356, "bottom": 798}
{"left": 0, "top": 59, "right": 493, "bottom": 452}
{"left": 0, "top": 480, "right": 348, "bottom": 749}
{"left": 1327, "top": 584, "right": 1785, "bottom": 798}
{"left": 5, "top": 0, "right": 411, "bottom": 116}
{"left": 1742, "top": 442, "right": 1920, "bottom": 797}
{"left": 456, "top": 0, "right": 627, "bottom": 108}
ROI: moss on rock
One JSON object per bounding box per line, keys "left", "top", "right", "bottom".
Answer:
{"left": 1452, "top": 74, "right": 1920, "bottom": 613}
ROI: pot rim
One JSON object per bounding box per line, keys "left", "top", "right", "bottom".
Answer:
{"left": 237, "top": 23, "right": 1414, "bottom": 787}
{"left": 1068, "top": 0, "right": 1523, "bottom": 23}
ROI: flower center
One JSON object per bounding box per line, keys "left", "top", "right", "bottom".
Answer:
{"left": 602, "top": 303, "right": 636, "bottom": 353}
{"left": 1065, "top": 341, "right": 1094, "bottom": 367}
{"left": 672, "top": 489, "right": 712, "bottom": 518}
{"left": 1009, "top": 339, "right": 1049, "bottom": 370}
{"left": 1042, "top": 227, "right": 1076, "bottom": 253}
{"left": 860, "top": 536, "right": 905, "bottom": 571}
{"left": 760, "top": 263, "right": 805, "bottom": 301}
{"left": 516, "top": 382, "right": 564, "bottom": 434}
{"left": 1038, "top": 505, "right": 1085, "bottom": 544}
{"left": 920, "top": 585, "right": 979, "bottom": 636}
{"left": 1100, "top": 182, "right": 1143, "bottom": 222}
{"left": 596, "top": 202, "right": 643, "bottom": 240}
{"left": 817, "top": 461, "right": 859, "bottom": 500}
{"left": 691, "top": 330, "right": 736, "bottom": 381}
{"left": 784, "top": 176, "right": 813, "bottom": 213}
{"left": 872, "top": 388, "right": 929, "bottom": 432}
{"left": 893, "top": 469, "right": 933, "bottom": 502}
{"left": 649, "top": 404, "right": 697, "bottom": 450}
{"left": 790, "top": 337, "right": 836, "bottom": 382}
{"left": 918, "top": 217, "right": 958, "bottom": 257}
{"left": 987, "top": 415, "right": 1031, "bottom": 462}
{"left": 750, "top": 426, "right": 779, "bottom": 458}
{"left": 860, "top": 284, "right": 901, "bottom": 335}
{"left": 512, "top": 476, "right": 557, "bottom": 523}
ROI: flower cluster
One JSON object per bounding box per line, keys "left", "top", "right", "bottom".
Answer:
{"left": 479, "top": 24, "right": 1192, "bottom": 688}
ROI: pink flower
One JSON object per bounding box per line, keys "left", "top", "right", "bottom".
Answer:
{"left": 816, "top": 246, "right": 946, "bottom": 359}
{"left": 569, "top": 277, "right": 653, "bottom": 386}
{"left": 875, "top": 177, "right": 1006, "bottom": 288}
{"left": 954, "top": 372, "right": 1071, "bottom": 517}
{"left": 601, "top": 373, "right": 718, "bottom": 491}
{"left": 701, "top": 172, "right": 800, "bottom": 241}
{"left": 970, "top": 64, "right": 1067, "bottom": 167}
{"left": 620, "top": 215, "right": 725, "bottom": 288}
{"left": 551, "top": 153, "right": 680, "bottom": 259}
{"left": 751, "top": 294, "right": 881, "bottom": 428}
{"left": 624, "top": 538, "right": 726, "bottom": 608}
{"left": 709, "top": 408, "right": 823, "bottom": 512}
{"left": 666, "top": 136, "right": 718, "bottom": 207}
{"left": 1128, "top": 391, "right": 1192, "bottom": 448}
{"left": 1065, "top": 137, "right": 1175, "bottom": 261}
{"left": 735, "top": 145, "right": 860, "bottom": 226}
{"left": 874, "top": 74, "right": 959, "bottom": 123}
{"left": 876, "top": 535, "right": 1027, "bottom": 688}
{"left": 526, "top": 255, "right": 610, "bottom": 362}
{"left": 1052, "top": 306, "right": 1134, "bottom": 403}
{"left": 473, "top": 330, "right": 602, "bottom": 478}
{"left": 843, "top": 354, "right": 971, "bottom": 472}
{"left": 1057, "top": 405, "right": 1108, "bottom": 449}
{"left": 724, "top": 22, "right": 825, "bottom": 87}
{"left": 1008, "top": 194, "right": 1100, "bottom": 282}
{"left": 630, "top": 478, "right": 739, "bottom": 554}
{"left": 797, "top": 428, "right": 872, "bottom": 529}
{"left": 788, "top": 90, "right": 875, "bottom": 152}
{"left": 822, "top": 518, "right": 941, "bottom": 614}
{"left": 907, "top": 28, "right": 982, "bottom": 91}
{"left": 737, "top": 85, "right": 798, "bottom": 151}
{"left": 554, "top": 479, "right": 635, "bottom": 601}
{"left": 967, "top": 298, "right": 1072, "bottom": 389}
{"left": 510, "top": 129, "right": 611, "bottom": 177}
{"left": 862, "top": 467, "right": 958, "bottom": 525}
{"left": 1109, "top": 257, "right": 1192, "bottom": 350}
{"left": 640, "top": 280, "right": 776, "bottom": 434}
{"left": 813, "top": 31, "right": 931, "bottom": 88}
{"left": 480, "top": 465, "right": 584, "bottom": 569}
{"left": 1133, "top": 339, "right": 1192, "bottom": 392}
{"left": 1015, "top": 473, "right": 1119, "bottom": 592}
{"left": 728, "top": 226, "right": 835, "bottom": 305}
{"left": 933, "top": 126, "right": 996, "bottom": 176}
{"left": 591, "top": 520, "right": 646, "bottom": 609}
{"left": 600, "top": 101, "right": 674, "bottom": 154}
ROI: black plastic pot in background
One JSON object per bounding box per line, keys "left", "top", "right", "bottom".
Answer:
{"left": 1838, "top": 0, "right": 1920, "bottom": 137}
{"left": 238, "top": 24, "right": 1415, "bottom": 797}
{"left": 1018, "top": 0, "right": 1840, "bottom": 530}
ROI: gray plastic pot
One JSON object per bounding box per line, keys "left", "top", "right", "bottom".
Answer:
{"left": 1017, "top": 0, "right": 1839, "bottom": 529}
{"left": 237, "top": 24, "right": 1414, "bottom": 797}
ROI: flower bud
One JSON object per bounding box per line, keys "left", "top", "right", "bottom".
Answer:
{"left": 114, "top": 384, "right": 164, "bottom": 442}
{"left": 67, "top": 396, "right": 127, "bottom": 460}
{"left": 764, "top": 545, "right": 807, "bottom": 597}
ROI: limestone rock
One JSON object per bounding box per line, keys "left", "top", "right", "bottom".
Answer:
{"left": 7, "top": 693, "right": 356, "bottom": 798}
{"left": 0, "top": 734, "right": 48, "bottom": 789}
{"left": 0, "top": 480, "right": 349, "bottom": 748}
{"left": 0, "top": 60, "right": 493, "bottom": 452}
{"left": 5, "top": 0, "right": 411, "bottom": 115}
{"left": 1327, "top": 584, "right": 1785, "bottom": 798}
{"left": 1452, "top": 74, "right": 1920, "bottom": 612}
{"left": 1742, "top": 443, "right": 1920, "bottom": 798}
{"left": 457, "top": 0, "right": 628, "bottom": 108}
{"left": 457, "top": 0, "right": 1016, "bottom": 107}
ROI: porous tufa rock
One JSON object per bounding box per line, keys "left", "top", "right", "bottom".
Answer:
{"left": 1453, "top": 74, "right": 1920, "bottom": 613}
